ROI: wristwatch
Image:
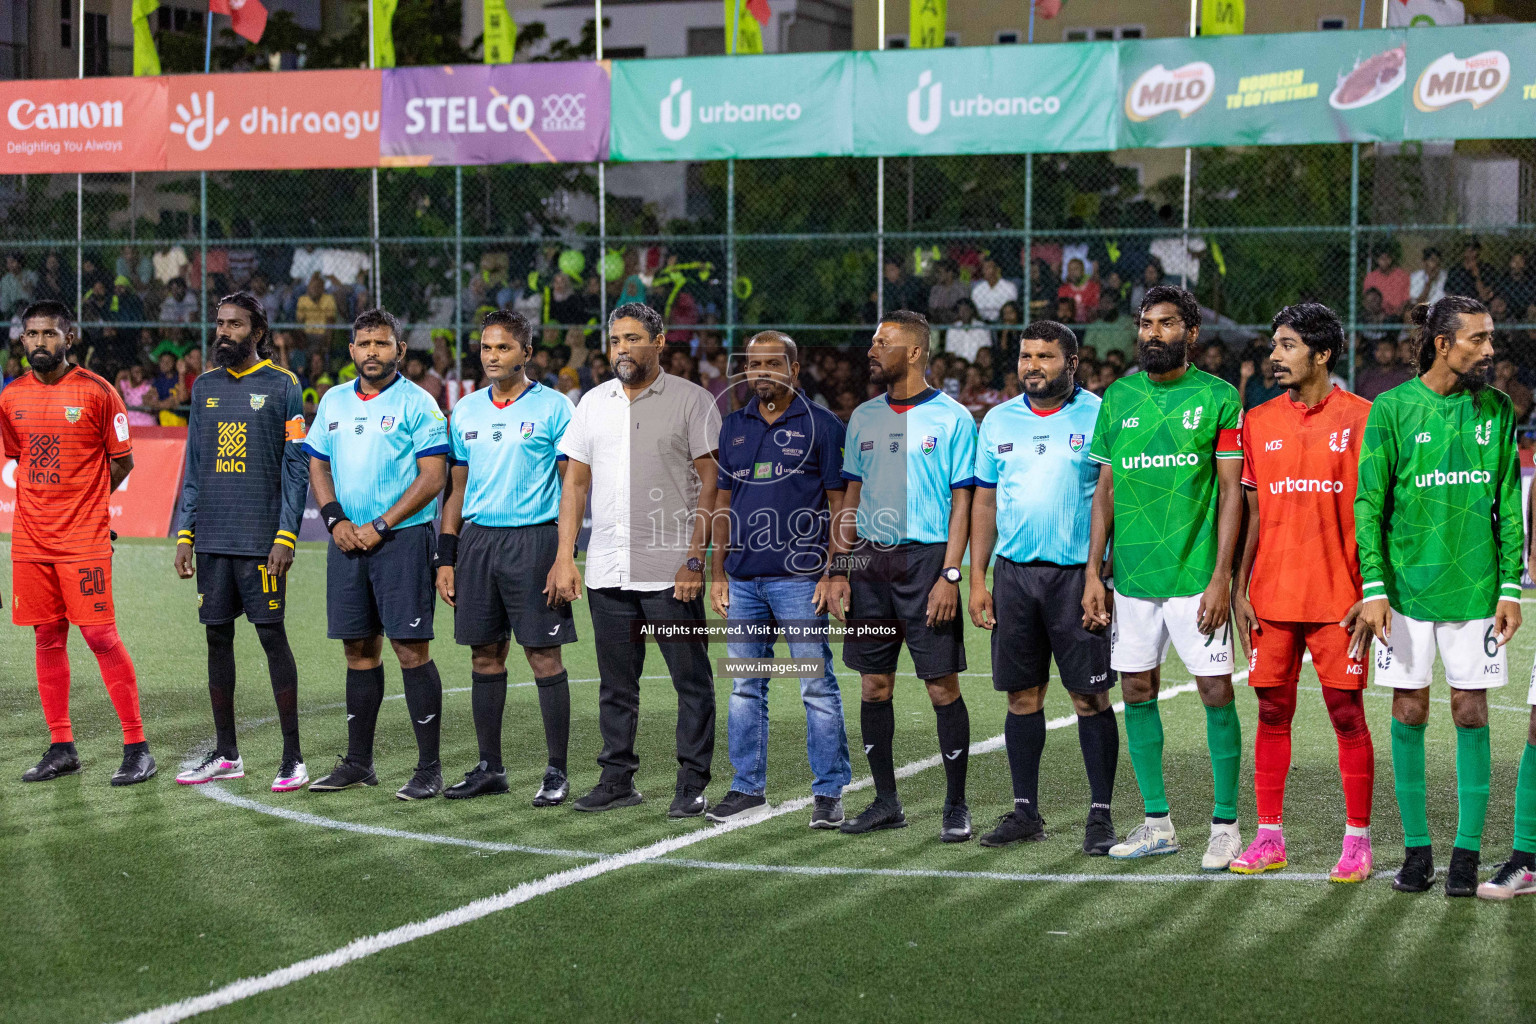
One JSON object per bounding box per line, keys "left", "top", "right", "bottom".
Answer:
{"left": 686, "top": 557, "right": 704, "bottom": 573}
{"left": 371, "top": 516, "right": 391, "bottom": 538}
{"left": 941, "top": 566, "right": 962, "bottom": 585}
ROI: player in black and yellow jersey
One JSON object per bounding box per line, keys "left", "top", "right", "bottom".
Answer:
{"left": 171, "top": 293, "right": 311, "bottom": 792}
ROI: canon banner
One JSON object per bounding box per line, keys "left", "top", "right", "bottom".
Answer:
{"left": 852, "top": 43, "right": 1119, "bottom": 156}
{"left": 1402, "top": 24, "right": 1536, "bottom": 141}
{"left": 165, "top": 69, "right": 381, "bottom": 171}
{"left": 0, "top": 77, "right": 167, "bottom": 174}
{"left": 609, "top": 52, "right": 853, "bottom": 161}
{"left": 380, "top": 63, "right": 609, "bottom": 165}
{"left": 1118, "top": 29, "right": 1408, "bottom": 148}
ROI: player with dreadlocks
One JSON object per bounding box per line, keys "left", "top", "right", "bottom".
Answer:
{"left": 172, "top": 292, "right": 312, "bottom": 792}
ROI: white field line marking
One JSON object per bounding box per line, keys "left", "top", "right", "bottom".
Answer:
{"left": 649, "top": 857, "right": 1388, "bottom": 885}
{"left": 196, "top": 679, "right": 1214, "bottom": 862}
{"left": 198, "top": 785, "right": 602, "bottom": 860}
{"left": 136, "top": 675, "right": 1223, "bottom": 1023}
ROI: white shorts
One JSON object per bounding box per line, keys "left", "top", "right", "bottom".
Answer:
{"left": 1371, "top": 607, "right": 1506, "bottom": 691}
{"left": 1527, "top": 656, "right": 1536, "bottom": 706}
{"left": 1110, "top": 591, "right": 1236, "bottom": 677}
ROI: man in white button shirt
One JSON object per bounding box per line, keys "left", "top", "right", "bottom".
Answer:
{"left": 549, "top": 303, "right": 723, "bottom": 817}
{"left": 970, "top": 258, "right": 1018, "bottom": 322}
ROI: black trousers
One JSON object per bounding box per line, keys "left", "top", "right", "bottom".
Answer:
{"left": 588, "top": 586, "right": 715, "bottom": 792}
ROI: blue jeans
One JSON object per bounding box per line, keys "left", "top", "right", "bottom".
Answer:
{"left": 726, "top": 576, "right": 851, "bottom": 797}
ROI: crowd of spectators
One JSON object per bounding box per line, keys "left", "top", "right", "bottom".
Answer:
{"left": 5, "top": 235, "right": 1536, "bottom": 435}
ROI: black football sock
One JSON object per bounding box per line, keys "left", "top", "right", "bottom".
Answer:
{"left": 860, "top": 698, "right": 899, "bottom": 799}
{"left": 206, "top": 622, "right": 239, "bottom": 758}
{"left": 934, "top": 695, "right": 970, "bottom": 805}
{"left": 1005, "top": 709, "right": 1046, "bottom": 814}
{"left": 1077, "top": 707, "right": 1119, "bottom": 811}
{"left": 535, "top": 670, "right": 571, "bottom": 772}
{"left": 255, "top": 622, "right": 301, "bottom": 763}
{"left": 471, "top": 671, "right": 508, "bottom": 771}
{"left": 402, "top": 661, "right": 443, "bottom": 769}
{"left": 345, "top": 665, "right": 385, "bottom": 765}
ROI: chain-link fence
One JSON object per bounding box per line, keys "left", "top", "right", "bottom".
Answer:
{"left": 3, "top": 138, "right": 1536, "bottom": 419}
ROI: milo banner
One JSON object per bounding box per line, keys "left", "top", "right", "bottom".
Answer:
{"left": 1402, "top": 24, "right": 1536, "bottom": 141}
{"left": 852, "top": 43, "right": 1118, "bottom": 156}
{"left": 380, "top": 63, "right": 609, "bottom": 166}
{"left": 1118, "top": 29, "right": 1408, "bottom": 148}
{"left": 608, "top": 52, "right": 853, "bottom": 161}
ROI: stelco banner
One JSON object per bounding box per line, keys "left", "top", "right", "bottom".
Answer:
{"left": 852, "top": 44, "right": 1119, "bottom": 155}
{"left": 380, "top": 62, "right": 610, "bottom": 165}
{"left": 1118, "top": 29, "right": 1409, "bottom": 147}
{"left": 5, "top": 24, "right": 1536, "bottom": 173}
{"left": 608, "top": 52, "right": 854, "bottom": 161}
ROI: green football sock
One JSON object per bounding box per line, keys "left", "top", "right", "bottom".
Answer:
{"left": 1391, "top": 718, "right": 1430, "bottom": 848}
{"left": 1204, "top": 699, "right": 1242, "bottom": 821}
{"left": 1515, "top": 742, "right": 1536, "bottom": 856}
{"left": 1454, "top": 724, "right": 1491, "bottom": 853}
{"left": 1124, "top": 698, "right": 1169, "bottom": 816}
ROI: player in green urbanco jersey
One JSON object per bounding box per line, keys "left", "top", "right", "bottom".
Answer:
{"left": 1354, "top": 295, "right": 1527, "bottom": 898}
{"left": 1082, "top": 285, "right": 1248, "bottom": 869}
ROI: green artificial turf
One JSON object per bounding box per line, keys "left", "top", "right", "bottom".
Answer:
{"left": 2, "top": 538, "right": 1534, "bottom": 1023}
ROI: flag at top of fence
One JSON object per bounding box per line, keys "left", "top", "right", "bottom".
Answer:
{"left": 725, "top": 0, "right": 770, "bottom": 54}
{"left": 209, "top": 0, "right": 268, "bottom": 45}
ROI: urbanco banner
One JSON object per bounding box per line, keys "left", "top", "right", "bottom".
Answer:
{"left": 609, "top": 52, "right": 854, "bottom": 161}
{"left": 380, "top": 62, "right": 609, "bottom": 166}
{"left": 1118, "top": 29, "right": 1409, "bottom": 148}
{"left": 853, "top": 43, "right": 1120, "bottom": 156}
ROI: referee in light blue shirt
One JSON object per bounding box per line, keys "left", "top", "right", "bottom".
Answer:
{"left": 833, "top": 310, "right": 978, "bottom": 842}
{"left": 305, "top": 308, "right": 452, "bottom": 800}
{"left": 967, "top": 319, "right": 1118, "bottom": 854}
{"left": 434, "top": 310, "right": 577, "bottom": 805}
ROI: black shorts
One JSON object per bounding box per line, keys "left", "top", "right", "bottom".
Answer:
{"left": 991, "top": 558, "right": 1113, "bottom": 695}
{"left": 453, "top": 521, "right": 577, "bottom": 648}
{"left": 326, "top": 523, "right": 436, "bottom": 641}
{"left": 843, "top": 541, "right": 965, "bottom": 681}
{"left": 196, "top": 553, "right": 286, "bottom": 625}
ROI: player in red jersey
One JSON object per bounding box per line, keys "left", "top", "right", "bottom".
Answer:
{"left": 1231, "top": 302, "right": 1374, "bottom": 882}
{"left": 1, "top": 301, "right": 156, "bottom": 786}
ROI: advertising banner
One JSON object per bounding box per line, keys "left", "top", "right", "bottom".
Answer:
{"left": 852, "top": 43, "right": 1118, "bottom": 156}
{"left": 609, "top": 52, "right": 853, "bottom": 161}
{"left": 164, "top": 69, "right": 381, "bottom": 171}
{"left": 0, "top": 77, "right": 167, "bottom": 174}
{"left": 380, "top": 62, "right": 609, "bottom": 166}
{"left": 1118, "top": 29, "right": 1408, "bottom": 148}
{"left": 0, "top": 436, "right": 185, "bottom": 540}
{"left": 1402, "top": 24, "right": 1536, "bottom": 141}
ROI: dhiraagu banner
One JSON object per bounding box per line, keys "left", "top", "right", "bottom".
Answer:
{"left": 608, "top": 53, "right": 853, "bottom": 161}
{"left": 852, "top": 43, "right": 1119, "bottom": 155}
{"left": 1119, "top": 29, "right": 1408, "bottom": 148}
{"left": 1402, "top": 24, "right": 1536, "bottom": 141}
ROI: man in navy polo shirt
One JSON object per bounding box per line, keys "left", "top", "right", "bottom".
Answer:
{"left": 707, "top": 331, "right": 852, "bottom": 827}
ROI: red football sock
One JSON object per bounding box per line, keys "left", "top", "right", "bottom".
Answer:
{"left": 34, "top": 621, "right": 72, "bottom": 744}
{"left": 1324, "top": 686, "right": 1373, "bottom": 828}
{"left": 80, "top": 623, "right": 145, "bottom": 746}
{"left": 1254, "top": 682, "right": 1297, "bottom": 826}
